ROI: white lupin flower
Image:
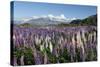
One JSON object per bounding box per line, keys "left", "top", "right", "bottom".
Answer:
{"left": 59, "top": 36, "right": 64, "bottom": 49}
{"left": 13, "top": 35, "right": 16, "bottom": 40}
{"left": 53, "top": 32, "right": 55, "bottom": 38}
{"left": 49, "top": 41, "right": 53, "bottom": 53}
{"left": 90, "top": 33, "right": 93, "bottom": 41}
{"left": 76, "top": 31, "right": 83, "bottom": 47}
{"left": 59, "top": 38, "right": 62, "bottom": 44}
{"left": 40, "top": 44, "right": 44, "bottom": 52}
{"left": 72, "top": 35, "right": 75, "bottom": 45}
{"left": 76, "top": 32, "right": 81, "bottom": 47}
{"left": 45, "top": 36, "right": 48, "bottom": 42}
{"left": 38, "top": 38, "right": 41, "bottom": 44}
{"left": 45, "top": 36, "right": 48, "bottom": 48}
{"left": 82, "top": 30, "right": 86, "bottom": 43}
{"left": 76, "top": 31, "right": 85, "bottom": 60}
{"left": 35, "top": 36, "right": 41, "bottom": 45}
{"left": 40, "top": 36, "right": 43, "bottom": 40}
{"left": 61, "top": 36, "right": 64, "bottom": 42}
{"left": 46, "top": 35, "right": 51, "bottom": 41}
{"left": 20, "top": 55, "right": 24, "bottom": 65}
{"left": 88, "top": 33, "right": 92, "bottom": 42}
{"left": 93, "top": 31, "right": 96, "bottom": 42}
{"left": 45, "top": 41, "right": 48, "bottom": 48}
{"left": 35, "top": 36, "right": 38, "bottom": 44}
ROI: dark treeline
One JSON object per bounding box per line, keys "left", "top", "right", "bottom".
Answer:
{"left": 70, "top": 14, "right": 97, "bottom": 26}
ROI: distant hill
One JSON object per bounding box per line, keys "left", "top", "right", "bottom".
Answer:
{"left": 80, "top": 14, "right": 97, "bottom": 26}
{"left": 17, "top": 23, "right": 33, "bottom": 27}
{"left": 70, "top": 19, "right": 82, "bottom": 24}
{"left": 70, "top": 14, "right": 97, "bottom": 26}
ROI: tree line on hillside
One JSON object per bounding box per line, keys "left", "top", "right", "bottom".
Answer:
{"left": 70, "top": 14, "right": 97, "bottom": 26}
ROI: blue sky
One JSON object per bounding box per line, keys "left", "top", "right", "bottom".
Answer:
{"left": 13, "top": 1, "right": 97, "bottom": 20}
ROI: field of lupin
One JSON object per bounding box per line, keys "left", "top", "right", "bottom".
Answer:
{"left": 12, "top": 26, "right": 97, "bottom": 65}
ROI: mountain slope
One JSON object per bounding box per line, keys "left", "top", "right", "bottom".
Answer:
{"left": 70, "top": 14, "right": 97, "bottom": 26}
{"left": 81, "top": 14, "right": 97, "bottom": 26}
{"left": 14, "top": 15, "right": 75, "bottom": 26}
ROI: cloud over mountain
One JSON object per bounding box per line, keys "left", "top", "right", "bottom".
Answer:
{"left": 14, "top": 14, "right": 77, "bottom": 25}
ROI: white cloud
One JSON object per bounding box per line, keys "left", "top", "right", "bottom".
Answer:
{"left": 32, "top": 14, "right": 67, "bottom": 19}
{"left": 21, "top": 18, "right": 33, "bottom": 22}
{"left": 32, "top": 16, "right": 40, "bottom": 19}
{"left": 19, "top": 14, "right": 76, "bottom": 23}
{"left": 47, "top": 14, "right": 54, "bottom": 20}
{"left": 48, "top": 14, "right": 54, "bottom": 18}
{"left": 60, "top": 14, "right": 66, "bottom": 19}
{"left": 71, "top": 17, "right": 77, "bottom": 20}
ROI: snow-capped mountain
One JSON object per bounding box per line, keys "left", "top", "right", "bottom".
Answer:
{"left": 14, "top": 14, "right": 76, "bottom": 25}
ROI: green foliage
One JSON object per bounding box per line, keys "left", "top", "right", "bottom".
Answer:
{"left": 75, "top": 47, "right": 82, "bottom": 62}
{"left": 17, "top": 23, "right": 33, "bottom": 27}
{"left": 85, "top": 48, "right": 97, "bottom": 61}
{"left": 24, "top": 47, "right": 35, "bottom": 65}
{"left": 80, "top": 14, "right": 97, "bottom": 26}
{"left": 47, "top": 52, "right": 57, "bottom": 63}
{"left": 14, "top": 47, "right": 35, "bottom": 65}
{"left": 59, "top": 48, "right": 71, "bottom": 63}
{"left": 13, "top": 47, "right": 24, "bottom": 58}
{"left": 70, "top": 19, "right": 81, "bottom": 24}
{"left": 70, "top": 14, "right": 97, "bottom": 26}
